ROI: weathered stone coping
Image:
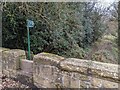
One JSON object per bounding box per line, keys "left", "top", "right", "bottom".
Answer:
{"left": 34, "top": 52, "right": 65, "bottom": 66}
{"left": 2, "top": 48, "right": 26, "bottom": 70}
{"left": 1, "top": 48, "right": 26, "bottom": 58}
{"left": 60, "top": 58, "right": 119, "bottom": 83}
{"left": 0, "top": 47, "right": 10, "bottom": 52}
{"left": 34, "top": 52, "right": 119, "bottom": 83}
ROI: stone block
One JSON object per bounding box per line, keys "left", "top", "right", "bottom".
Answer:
{"left": 2, "top": 49, "right": 26, "bottom": 70}
{"left": 34, "top": 76, "right": 45, "bottom": 86}
{"left": 43, "top": 79, "right": 56, "bottom": 88}
{"left": 34, "top": 52, "right": 64, "bottom": 67}
{"left": 42, "top": 65, "right": 52, "bottom": 76}
{"left": 60, "top": 58, "right": 119, "bottom": 82}
{"left": 70, "top": 73, "right": 80, "bottom": 88}
{"left": 20, "top": 59, "right": 33, "bottom": 76}
{"left": 91, "top": 77, "right": 119, "bottom": 88}
{"left": 62, "top": 71, "right": 71, "bottom": 88}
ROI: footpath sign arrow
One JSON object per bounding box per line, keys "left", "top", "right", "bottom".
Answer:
{"left": 27, "top": 19, "right": 35, "bottom": 28}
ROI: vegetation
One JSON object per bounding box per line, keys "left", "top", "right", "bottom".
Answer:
{"left": 2, "top": 2, "right": 118, "bottom": 63}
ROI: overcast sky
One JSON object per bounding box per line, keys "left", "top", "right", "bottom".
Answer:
{"left": 98, "top": 0, "right": 118, "bottom": 7}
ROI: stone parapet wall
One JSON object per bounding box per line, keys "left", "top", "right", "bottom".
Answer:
{"left": 60, "top": 58, "right": 119, "bottom": 82}
{"left": 33, "top": 52, "right": 120, "bottom": 88}
{"left": 1, "top": 48, "right": 120, "bottom": 88}
{"left": 1, "top": 48, "right": 26, "bottom": 77}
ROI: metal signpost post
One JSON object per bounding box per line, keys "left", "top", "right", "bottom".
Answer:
{"left": 27, "top": 19, "right": 34, "bottom": 60}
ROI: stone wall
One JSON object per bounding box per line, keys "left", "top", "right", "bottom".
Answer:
{"left": 1, "top": 48, "right": 34, "bottom": 87}
{"left": 1, "top": 48, "right": 120, "bottom": 88}
{"left": 33, "top": 52, "right": 120, "bottom": 88}
{"left": 1, "top": 47, "right": 26, "bottom": 77}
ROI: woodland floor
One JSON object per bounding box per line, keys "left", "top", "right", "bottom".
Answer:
{"left": 1, "top": 74, "right": 38, "bottom": 89}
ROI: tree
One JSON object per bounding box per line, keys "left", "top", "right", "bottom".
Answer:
{"left": 2, "top": 2, "right": 107, "bottom": 59}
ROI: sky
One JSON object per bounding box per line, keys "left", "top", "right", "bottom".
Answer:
{"left": 98, "top": 0, "right": 118, "bottom": 7}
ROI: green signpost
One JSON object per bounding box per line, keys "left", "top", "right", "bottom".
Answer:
{"left": 27, "top": 19, "right": 34, "bottom": 60}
